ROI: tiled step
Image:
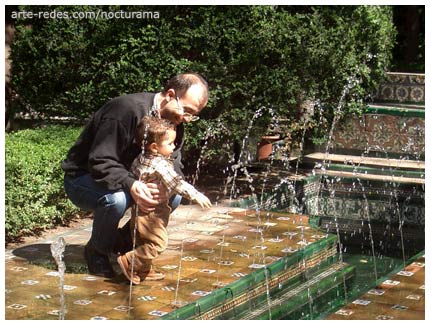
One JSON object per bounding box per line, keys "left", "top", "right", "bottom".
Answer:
{"left": 240, "top": 262, "right": 355, "bottom": 320}
{"left": 326, "top": 255, "right": 425, "bottom": 320}
{"left": 301, "top": 152, "right": 424, "bottom": 185}
{"left": 368, "top": 103, "right": 425, "bottom": 112}
{"left": 303, "top": 152, "right": 425, "bottom": 171}
{"left": 313, "top": 169, "right": 424, "bottom": 185}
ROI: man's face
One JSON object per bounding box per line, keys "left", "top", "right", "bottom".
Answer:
{"left": 160, "top": 84, "right": 207, "bottom": 125}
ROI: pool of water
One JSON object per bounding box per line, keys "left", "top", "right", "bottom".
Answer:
{"left": 229, "top": 170, "right": 424, "bottom": 319}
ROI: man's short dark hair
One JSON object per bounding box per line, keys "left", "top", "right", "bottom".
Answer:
{"left": 162, "top": 73, "right": 208, "bottom": 103}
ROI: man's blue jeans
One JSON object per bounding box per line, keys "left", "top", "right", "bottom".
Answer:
{"left": 64, "top": 173, "right": 181, "bottom": 255}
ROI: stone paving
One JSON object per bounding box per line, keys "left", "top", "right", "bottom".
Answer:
{"left": 5, "top": 204, "right": 328, "bottom": 320}
{"left": 4, "top": 202, "right": 425, "bottom": 320}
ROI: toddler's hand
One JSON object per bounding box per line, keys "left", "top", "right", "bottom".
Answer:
{"left": 196, "top": 193, "right": 212, "bottom": 209}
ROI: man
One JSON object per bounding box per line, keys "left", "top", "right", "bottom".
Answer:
{"left": 62, "top": 73, "right": 208, "bottom": 278}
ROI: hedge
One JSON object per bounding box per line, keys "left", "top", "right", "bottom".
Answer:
{"left": 9, "top": 5, "right": 396, "bottom": 157}
{"left": 5, "top": 125, "right": 82, "bottom": 241}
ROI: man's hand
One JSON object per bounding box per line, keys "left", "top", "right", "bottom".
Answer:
{"left": 130, "top": 181, "right": 168, "bottom": 213}
{"left": 195, "top": 193, "right": 212, "bottom": 209}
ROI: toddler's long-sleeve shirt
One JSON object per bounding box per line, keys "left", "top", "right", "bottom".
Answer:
{"left": 131, "top": 153, "right": 202, "bottom": 202}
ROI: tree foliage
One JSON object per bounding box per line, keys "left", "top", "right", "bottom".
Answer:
{"left": 10, "top": 5, "right": 396, "bottom": 160}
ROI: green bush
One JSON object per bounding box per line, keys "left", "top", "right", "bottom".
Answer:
{"left": 5, "top": 125, "right": 82, "bottom": 241}
{"left": 178, "top": 6, "right": 396, "bottom": 161}
{"left": 9, "top": 5, "right": 396, "bottom": 162}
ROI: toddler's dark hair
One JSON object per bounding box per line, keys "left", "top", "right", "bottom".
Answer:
{"left": 135, "top": 116, "right": 175, "bottom": 148}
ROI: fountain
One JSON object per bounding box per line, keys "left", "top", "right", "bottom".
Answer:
{"left": 50, "top": 237, "right": 67, "bottom": 320}
{"left": 5, "top": 72, "right": 425, "bottom": 320}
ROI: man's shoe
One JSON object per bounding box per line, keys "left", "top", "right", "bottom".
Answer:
{"left": 84, "top": 243, "right": 115, "bottom": 278}
{"left": 139, "top": 267, "right": 165, "bottom": 281}
{"left": 117, "top": 255, "right": 140, "bottom": 285}
{"left": 112, "top": 225, "right": 133, "bottom": 255}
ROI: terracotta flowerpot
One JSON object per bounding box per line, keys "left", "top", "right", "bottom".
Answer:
{"left": 257, "top": 135, "right": 280, "bottom": 160}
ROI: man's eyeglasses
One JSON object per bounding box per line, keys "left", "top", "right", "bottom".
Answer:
{"left": 176, "top": 97, "right": 200, "bottom": 122}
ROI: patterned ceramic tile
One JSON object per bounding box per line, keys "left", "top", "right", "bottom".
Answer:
{"left": 5, "top": 205, "right": 424, "bottom": 320}
{"left": 335, "top": 309, "right": 354, "bottom": 316}
{"left": 367, "top": 289, "right": 385, "bottom": 296}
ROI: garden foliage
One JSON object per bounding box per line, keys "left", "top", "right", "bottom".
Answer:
{"left": 5, "top": 125, "right": 82, "bottom": 240}
{"left": 10, "top": 5, "right": 396, "bottom": 152}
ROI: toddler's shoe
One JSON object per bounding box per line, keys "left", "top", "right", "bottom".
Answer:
{"left": 117, "top": 255, "right": 140, "bottom": 285}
